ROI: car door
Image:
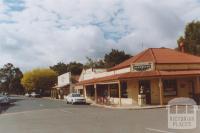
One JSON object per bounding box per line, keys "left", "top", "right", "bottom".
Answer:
{"left": 69, "top": 94, "right": 73, "bottom": 102}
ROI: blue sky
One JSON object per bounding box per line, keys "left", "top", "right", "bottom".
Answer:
{"left": 1, "top": 0, "right": 200, "bottom": 71}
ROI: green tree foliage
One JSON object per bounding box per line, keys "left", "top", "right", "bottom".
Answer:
{"left": 84, "top": 57, "right": 105, "bottom": 69}
{"left": 50, "top": 62, "right": 83, "bottom": 75}
{"left": 104, "top": 49, "right": 132, "bottom": 68}
{"left": 49, "top": 62, "right": 68, "bottom": 75}
{"left": 51, "top": 49, "right": 131, "bottom": 74}
{"left": 177, "top": 21, "right": 200, "bottom": 55}
{"left": 67, "top": 62, "right": 83, "bottom": 75}
{"left": 0, "top": 63, "right": 24, "bottom": 94}
{"left": 21, "top": 68, "right": 58, "bottom": 95}
{"left": 84, "top": 49, "right": 132, "bottom": 69}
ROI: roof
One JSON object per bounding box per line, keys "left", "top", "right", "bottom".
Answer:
{"left": 52, "top": 84, "right": 70, "bottom": 89}
{"left": 76, "top": 70, "right": 200, "bottom": 85}
{"left": 109, "top": 48, "right": 200, "bottom": 71}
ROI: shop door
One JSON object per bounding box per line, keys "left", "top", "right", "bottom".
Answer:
{"left": 139, "top": 80, "right": 151, "bottom": 104}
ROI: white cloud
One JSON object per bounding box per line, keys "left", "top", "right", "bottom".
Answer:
{"left": 0, "top": 0, "right": 200, "bottom": 70}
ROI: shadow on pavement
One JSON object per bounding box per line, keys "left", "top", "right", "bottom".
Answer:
{"left": 0, "top": 104, "right": 15, "bottom": 114}
{"left": 0, "top": 97, "right": 24, "bottom": 114}
{"left": 72, "top": 103, "right": 91, "bottom": 105}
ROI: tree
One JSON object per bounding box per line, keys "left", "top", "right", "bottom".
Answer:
{"left": 177, "top": 21, "right": 200, "bottom": 55}
{"left": 84, "top": 49, "right": 131, "bottom": 69}
{"left": 0, "top": 63, "right": 24, "bottom": 94}
{"left": 104, "top": 49, "right": 132, "bottom": 68}
{"left": 50, "top": 62, "right": 68, "bottom": 75}
{"left": 21, "top": 68, "right": 58, "bottom": 96}
{"left": 84, "top": 57, "right": 105, "bottom": 69}
{"left": 67, "top": 62, "right": 83, "bottom": 75}
{"left": 50, "top": 62, "right": 83, "bottom": 75}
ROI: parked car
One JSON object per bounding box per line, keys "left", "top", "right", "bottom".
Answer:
{"left": 30, "top": 92, "right": 40, "bottom": 98}
{"left": 65, "top": 93, "right": 86, "bottom": 104}
{"left": 0, "top": 94, "right": 10, "bottom": 105}
{"left": 25, "top": 93, "right": 30, "bottom": 97}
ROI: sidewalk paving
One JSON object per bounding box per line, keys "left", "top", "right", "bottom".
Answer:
{"left": 91, "top": 103, "right": 166, "bottom": 110}
{"left": 43, "top": 97, "right": 166, "bottom": 109}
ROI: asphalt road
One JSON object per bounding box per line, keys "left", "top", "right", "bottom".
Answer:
{"left": 0, "top": 96, "right": 199, "bottom": 133}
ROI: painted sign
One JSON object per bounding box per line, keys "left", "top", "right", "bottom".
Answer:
{"left": 131, "top": 62, "right": 154, "bottom": 72}
{"left": 167, "top": 98, "right": 198, "bottom": 129}
{"left": 58, "top": 72, "right": 71, "bottom": 87}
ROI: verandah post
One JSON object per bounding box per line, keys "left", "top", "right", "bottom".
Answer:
{"left": 94, "top": 84, "right": 97, "bottom": 103}
{"left": 118, "top": 80, "right": 122, "bottom": 106}
{"left": 196, "top": 76, "right": 200, "bottom": 94}
{"left": 83, "top": 85, "right": 87, "bottom": 99}
{"left": 159, "top": 78, "right": 164, "bottom": 105}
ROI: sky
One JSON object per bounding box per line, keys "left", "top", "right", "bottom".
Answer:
{"left": 1, "top": 0, "right": 200, "bottom": 71}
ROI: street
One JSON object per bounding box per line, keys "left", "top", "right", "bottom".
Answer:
{"left": 0, "top": 96, "right": 199, "bottom": 133}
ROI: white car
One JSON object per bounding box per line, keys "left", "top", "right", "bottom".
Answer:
{"left": 25, "top": 93, "right": 30, "bottom": 97}
{"left": 65, "top": 93, "right": 86, "bottom": 104}
{"left": 0, "top": 94, "right": 10, "bottom": 105}
{"left": 30, "top": 92, "right": 40, "bottom": 97}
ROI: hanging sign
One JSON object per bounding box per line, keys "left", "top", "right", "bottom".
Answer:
{"left": 131, "top": 62, "right": 154, "bottom": 72}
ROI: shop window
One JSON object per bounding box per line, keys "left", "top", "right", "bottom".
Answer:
{"left": 86, "top": 85, "right": 94, "bottom": 97}
{"left": 110, "top": 84, "right": 119, "bottom": 98}
{"left": 97, "top": 84, "right": 107, "bottom": 97}
{"left": 163, "top": 79, "right": 177, "bottom": 96}
{"left": 121, "top": 81, "right": 128, "bottom": 98}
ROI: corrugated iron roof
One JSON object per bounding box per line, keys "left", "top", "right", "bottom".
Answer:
{"left": 76, "top": 70, "right": 200, "bottom": 85}
{"left": 109, "top": 48, "right": 200, "bottom": 71}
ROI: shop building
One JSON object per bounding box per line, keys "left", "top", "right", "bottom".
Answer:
{"left": 75, "top": 68, "right": 107, "bottom": 102}
{"left": 51, "top": 72, "right": 79, "bottom": 99}
{"left": 76, "top": 48, "right": 200, "bottom": 106}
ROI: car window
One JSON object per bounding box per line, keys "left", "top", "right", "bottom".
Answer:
{"left": 72, "top": 94, "right": 80, "bottom": 97}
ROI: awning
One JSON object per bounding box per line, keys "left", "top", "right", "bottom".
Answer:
{"left": 52, "top": 84, "right": 70, "bottom": 89}
{"left": 76, "top": 70, "right": 200, "bottom": 85}
{"left": 74, "top": 85, "right": 83, "bottom": 90}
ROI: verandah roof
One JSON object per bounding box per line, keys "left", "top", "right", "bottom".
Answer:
{"left": 76, "top": 70, "right": 200, "bottom": 85}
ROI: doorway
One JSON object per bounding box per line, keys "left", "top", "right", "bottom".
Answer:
{"left": 139, "top": 80, "right": 151, "bottom": 104}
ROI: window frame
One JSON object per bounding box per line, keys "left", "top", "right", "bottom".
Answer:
{"left": 163, "top": 79, "right": 177, "bottom": 97}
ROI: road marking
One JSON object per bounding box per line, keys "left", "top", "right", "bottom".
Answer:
{"left": 145, "top": 128, "right": 176, "bottom": 133}
{"left": 59, "top": 109, "right": 73, "bottom": 114}
{"left": 0, "top": 109, "right": 51, "bottom": 116}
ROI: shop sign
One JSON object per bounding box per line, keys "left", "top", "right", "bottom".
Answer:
{"left": 58, "top": 72, "right": 71, "bottom": 87}
{"left": 131, "top": 62, "right": 154, "bottom": 72}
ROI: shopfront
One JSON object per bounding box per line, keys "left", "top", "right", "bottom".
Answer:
{"left": 77, "top": 48, "right": 200, "bottom": 106}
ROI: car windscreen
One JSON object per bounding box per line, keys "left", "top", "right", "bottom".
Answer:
{"left": 72, "top": 94, "right": 81, "bottom": 97}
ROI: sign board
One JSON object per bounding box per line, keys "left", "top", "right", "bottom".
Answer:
{"left": 131, "top": 62, "right": 154, "bottom": 72}
{"left": 167, "top": 98, "right": 198, "bottom": 129}
{"left": 58, "top": 72, "right": 71, "bottom": 87}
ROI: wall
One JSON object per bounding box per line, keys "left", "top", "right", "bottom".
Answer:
{"left": 79, "top": 68, "right": 107, "bottom": 81}
{"left": 127, "top": 79, "right": 139, "bottom": 105}
{"left": 151, "top": 79, "right": 160, "bottom": 104}
{"left": 177, "top": 79, "right": 191, "bottom": 97}
{"left": 109, "top": 98, "right": 133, "bottom": 105}
{"left": 58, "top": 72, "right": 71, "bottom": 87}
{"left": 194, "top": 77, "right": 200, "bottom": 94}
{"left": 162, "top": 78, "right": 192, "bottom": 104}
{"left": 156, "top": 64, "right": 200, "bottom": 70}
{"left": 79, "top": 67, "right": 131, "bottom": 81}
{"left": 126, "top": 78, "right": 194, "bottom": 105}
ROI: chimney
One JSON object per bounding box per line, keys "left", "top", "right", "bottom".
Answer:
{"left": 179, "top": 41, "right": 185, "bottom": 53}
